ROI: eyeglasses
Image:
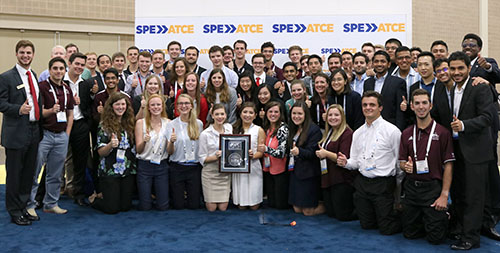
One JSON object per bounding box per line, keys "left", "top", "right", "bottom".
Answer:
{"left": 462, "top": 43, "right": 478, "bottom": 48}
{"left": 436, "top": 67, "right": 448, "bottom": 74}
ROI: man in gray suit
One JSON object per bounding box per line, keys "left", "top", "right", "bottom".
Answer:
{"left": 0, "top": 40, "right": 42, "bottom": 225}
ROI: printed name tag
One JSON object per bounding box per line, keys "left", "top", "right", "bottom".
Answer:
{"left": 17, "top": 84, "right": 25, "bottom": 89}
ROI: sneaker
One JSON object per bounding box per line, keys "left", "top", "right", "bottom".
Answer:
{"left": 43, "top": 205, "right": 68, "bottom": 214}
{"left": 27, "top": 208, "right": 38, "bottom": 217}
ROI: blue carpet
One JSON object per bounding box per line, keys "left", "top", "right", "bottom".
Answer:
{"left": 0, "top": 185, "right": 498, "bottom": 252}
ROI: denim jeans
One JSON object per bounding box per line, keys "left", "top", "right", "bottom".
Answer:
{"left": 137, "top": 159, "right": 169, "bottom": 210}
{"left": 28, "top": 130, "right": 69, "bottom": 209}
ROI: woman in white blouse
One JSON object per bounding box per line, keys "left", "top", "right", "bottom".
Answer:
{"left": 199, "top": 104, "right": 232, "bottom": 211}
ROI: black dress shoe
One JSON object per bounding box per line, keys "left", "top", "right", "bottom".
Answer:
{"left": 11, "top": 216, "right": 32, "bottom": 226}
{"left": 481, "top": 227, "right": 500, "bottom": 241}
{"left": 450, "top": 241, "right": 479, "bottom": 250}
{"left": 448, "top": 233, "right": 461, "bottom": 241}
{"left": 23, "top": 212, "right": 40, "bottom": 221}
{"left": 75, "top": 198, "right": 89, "bottom": 206}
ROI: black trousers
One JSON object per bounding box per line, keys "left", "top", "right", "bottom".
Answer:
{"left": 169, "top": 162, "right": 202, "bottom": 209}
{"left": 401, "top": 179, "right": 448, "bottom": 244}
{"left": 67, "top": 119, "right": 90, "bottom": 199}
{"left": 323, "top": 182, "right": 356, "bottom": 221}
{"left": 353, "top": 175, "right": 401, "bottom": 235}
{"left": 5, "top": 124, "right": 39, "bottom": 217}
{"left": 450, "top": 142, "right": 488, "bottom": 245}
{"left": 264, "top": 171, "right": 289, "bottom": 209}
{"left": 91, "top": 175, "right": 135, "bottom": 214}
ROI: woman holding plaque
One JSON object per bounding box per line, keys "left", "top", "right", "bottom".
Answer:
{"left": 199, "top": 104, "right": 233, "bottom": 211}
{"left": 166, "top": 94, "right": 204, "bottom": 209}
{"left": 135, "top": 94, "right": 171, "bottom": 211}
{"left": 232, "top": 102, "right": 266, "bottom": 210}
{"left": 288, "top": 101, "right": 324, "bottom": 216}
{"left": 205, "top": 68, "right": 238, "bottom": 124}
{"left": 90, "top": 92, "right": 136, "bottom": 214}
{"left": 257, "top": 101, "right": 290, "bottom": 209}
{"left": 315, "top": 105, "right": 357, "bottom": 221}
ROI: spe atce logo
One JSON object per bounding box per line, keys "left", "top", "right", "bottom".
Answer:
{"left": 343, "top": 23, "right": 405, "bottom": 32}
{"left": 203, "top": 24, "right": 263, "bottom": 33}
{"left": 136, "top": 24, "right": 194, "bottom": 34}
{"left": 272, "top": 23, "right": 334, "bottom": 33}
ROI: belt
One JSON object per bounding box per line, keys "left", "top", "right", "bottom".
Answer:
{"left": 406, "top": 178, "right": 438, "bottom": 187}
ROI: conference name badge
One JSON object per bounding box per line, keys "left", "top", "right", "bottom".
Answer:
{"left": 17, "top": 84, "right": 25, "bottom": 89}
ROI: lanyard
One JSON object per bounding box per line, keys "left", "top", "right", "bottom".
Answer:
{"left": 138, "top": 74, "right": 144, "bottom": 92}
{"left": 322, "top": 129, "right": 333, "bottom": 149}
{"left": 50, "top": 83, "right": 67, "bottom": 110}
{"left": 412, "top": 121, "right": 436, "bottom": 161}
{"left": 316, "top": 100, "right": 328, "bottom": 125}
{"left": 178, "top": 120, "right": 195, "bottom": 159}
{"left": 333, "top": 95, "right": 347, "bottom": 115}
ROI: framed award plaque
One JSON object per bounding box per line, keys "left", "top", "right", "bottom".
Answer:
{"left": 219, "top": 134, "right": 251, "bottom": 173}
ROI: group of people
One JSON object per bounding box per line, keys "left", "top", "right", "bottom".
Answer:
{"left": 1, "top": 33, "right": 499, "bottom": 250}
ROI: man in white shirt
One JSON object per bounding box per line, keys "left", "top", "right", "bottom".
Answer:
{"left": 63, "top": 53, "right": 91, "bottom": 206}
{"left": 337, "top": 90, "right": 402, "bottom": 235}
{"left": 200, "top": 46, "right": 239, "bottom": 91}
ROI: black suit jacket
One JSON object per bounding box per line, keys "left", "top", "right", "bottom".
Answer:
{"left": 292, "top": 123, "right": 322, "bottom": 180}
{"left": 470, "top": 57, "right": 500, "bottom": 85}
{"left": 364, "top": 74, "right": 406, "bottom": 130}
{"left": 327, "top": 91, "right": 365, "bottom": 130}
{"left": 451, "top": 78, "right": 493, "bottom": 163}
{"left": 194, "top": 65, "right": 206, "bottom": 77}
{"left": 430, "top": 81, "right": 453, "bottom": 133}
{"left": 0, "top": 66, "right": 43, "bottom": 149}
{"left": 276, "top": 80, "right": 292, "bottom": 103}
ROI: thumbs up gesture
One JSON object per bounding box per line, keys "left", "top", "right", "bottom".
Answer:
{"left": 336, "top": 152, "right": 347, "bottom": 167}
{"left": 74, "top": 94, "right": 80, "bottom": 105}
{"left": 259, "top": 108, "right": 265, "bottom": 119}
{"left": 400, "top": 95, "right": 407, "bottom": 112}
{"left": 144, "top": 131, "right": 151, "bottom": 143}
{"left": 477, "top": 53, "right": 491, "bottom": 70}
{"left": 170, "top": 128, "right": 177, "bottom": 143}
{"left": 132, "top": 74, "right": 138, "bottom": 88}
{"left": 110, "top": 133, "right": 119, "bottom": 148}
{"left": 97, "top": 101, "right": 104, "bottom": 114}
{"left": 200, "top": 77, "right": 206, "bottom": 90}
{"left": 305, "top": 97, "right": 312, "bottom": 108}
{"left": 451, "top": 115, "right": 463, "bottom": 132}
{"left": 91, "top": 80, "right": 99, "bottom": 94}
{"left": 316, "top": 144, "right": 327, "bottom": 159}
{"left": 236, "top": 93, "right": 242, "bottom": 107}
{"left": 20, "top": 99, "right": 32, "bottom": 115}
{"left": 290, "top": 142, "right": 299, "bottom": 156}
{"left": 52, "top": 99, "right": 61, "bottom": 113}
{"left": 403, "top": 156, "right": 413, "bottom": 173}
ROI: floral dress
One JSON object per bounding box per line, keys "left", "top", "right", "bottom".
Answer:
{"left": 97, "top": 124, "right": 137, "bottom": 177}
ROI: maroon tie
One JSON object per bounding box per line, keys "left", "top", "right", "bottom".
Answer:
{"left": 26, "top": 71, "right": 40, "bottom": 120}
{"left": 256, "top": 77, "right": 261, "bottom": 87}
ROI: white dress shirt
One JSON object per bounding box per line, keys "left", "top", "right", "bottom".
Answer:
{"left": 198, "top": 123, "right": 233, "bottom": 165}
{"left": 374, "top": 72, "right": 388, "bottom": 93}
{"left": 346, "top": 116, "right": 401, "bottom": 178}
{"left": 64, "top": 72, "right": 84, "bottom": 120}
{"left": 16, "top": 64, "right": 39, "bottom": 122}
{"left": 200, "top": 66, "right": 239, "bottom": 90}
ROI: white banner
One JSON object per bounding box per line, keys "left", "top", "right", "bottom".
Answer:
{"left": 135, "top": 14, "right": 410, "bottom": 69}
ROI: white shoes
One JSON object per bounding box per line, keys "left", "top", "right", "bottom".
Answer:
{"left": 43, "top": 205, "right": 68, "bottom": 214}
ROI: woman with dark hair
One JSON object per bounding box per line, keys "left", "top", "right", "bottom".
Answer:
{"left": 174, "top": 72, "right": 209, "bottom": 126}
{"left": 327, "top": 69, "right": 364, "bottom": 130}
{"left": 166, "top": 94, "right": 204, "bottom": 209}
{"left": 232, "top": 102, "right": 266, "bottom": 210}
{"left": 205, "top": 68, "right": 238, "bottom": 124}
{"left": 316, "top": 104, "right": 357, "bottom": 221}
{"left": 254, "top": 84, "right": 286, "bottom": 127}
{"left": 309, "top": 72, "right": 330, "bottom": 130}
{"left": 133, "top": 75, "right": 164, "bottom": 120}
{"left": 165, "top": 57, "right": 188, "bottom": 99}
{"left": 285, "top": 79, "right": 311, "bottom": 114}
{"left": 135, "top": 94, "right": 171, "bottom": 211}
{"left": 199, "top": 104, "right": 232, "bottom": 212}
{"left": 235, "top": 71, "right": 258, "bottom": 109}
{"left": 288, "top": 101, "right": 324, "bottom": 216}
{"left": 90, "top": 92, "right": 137, "bottom": 214}
{"left": 258, "top": 101, "right": 290, "bottom": 209}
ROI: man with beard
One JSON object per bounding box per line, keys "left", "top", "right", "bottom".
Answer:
{"left": 392, "top": 46, "right": 421, "bottom": 97}
{"left": 185, "top": 46, "right": 206, "bottom": 77}
{"left": 261, "top": 41, "right": 284, "bottom": 81}
{"left": 351, "top": 52, "right": 369, "bottom": 95}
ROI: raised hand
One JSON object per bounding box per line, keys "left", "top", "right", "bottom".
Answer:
{"left": 91, "top": 80, "right": 98, "bottom": 94}
{"left": 132, "top": 74, "right": 138, "bottom": 88}
{"left": 19, "top": 99, "right": 32, "bottom": 115}
{"left": 290, "top": 142, "right": 299, "bottom": 156}
{"left": 336, "top": 152, "right": 347, "bottom": 167}
{"left": 110, "top": 133, "right": 119, "bottom": 148}
{"left": 74, "top": 94, "right": 80, "bottom": 105}
{"left": 97, "top": 101, "right": 104, "bottom": 114}
{"left": 477, "top": 53, "right": 491, "bottom": 70}
{"left": 259, "top": 108, "right": 265, "bottom": 119}
{"left": 52, "top": 99, "right": 61, "bottom": 113}
{"left": 451, "top": 115, "right": 463, "bottom": 132}
{"left": 170, "top": 128, "right": 177, "bottom": 143}
{"left": 236, "top": 93, "right": 242, "bottom": 107}
{"left": 403, "top": 156, "right": 413, "bottom": 173}
{"left": 400, "top": 96, "right": 407, "bottom": 112}
{"left": 315, "top": 144, "right": 327, "bottom": 159}
{"left": 200, "top": 77, "right": 206, "bottom": 90}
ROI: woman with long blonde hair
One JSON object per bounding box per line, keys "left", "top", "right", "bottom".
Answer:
{"left": 315, "top": 104, "right": 357, "bottom": 221}
{"left": 166, "top": 94, "right": 204, "bottom": 209}
{"left": 135, "top": 94, "right": 171, "bottom": 211}
{"left": 90, "top": 92, "right": 136, "bottom": 214}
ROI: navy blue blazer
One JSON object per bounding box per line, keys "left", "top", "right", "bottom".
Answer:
{"left": 292, "top": 123, "right": 322, "bottom": 180}
{"left": 327, "top": 91, "right": 364, "bottom": 130}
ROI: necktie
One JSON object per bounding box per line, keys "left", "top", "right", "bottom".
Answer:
{"left": 256, "top": 77, "right": 261, "bottom": 87}
{"left": 26, "top": 71, "right": 40, "bottom": 120}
